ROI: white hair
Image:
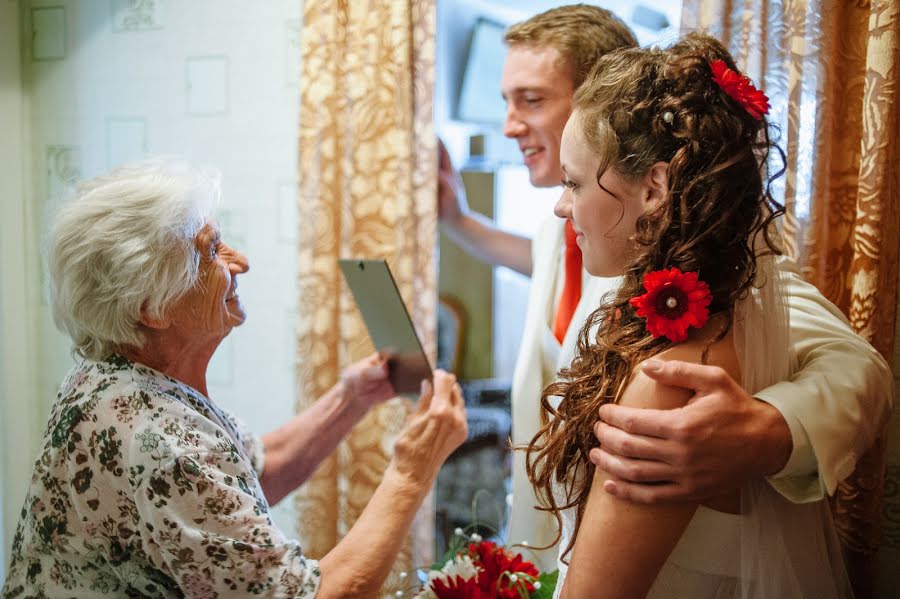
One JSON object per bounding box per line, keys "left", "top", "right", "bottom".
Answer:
{"left": 48, "top": 158, "right": 221, "bottom": 360}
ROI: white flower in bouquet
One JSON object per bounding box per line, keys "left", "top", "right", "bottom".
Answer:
{"left": 413, "top": 554, "right": 482, "bottom": 599}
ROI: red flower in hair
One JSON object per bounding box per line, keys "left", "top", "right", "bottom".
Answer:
{"left": 709, "top": 59, "right": 770, "bottom": 120}
{"left": 629, "top": 268, "right": 712, "bottom": 343}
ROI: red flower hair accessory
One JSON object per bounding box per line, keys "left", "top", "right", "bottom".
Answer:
{"left": 709, "top": 59, "right": 770, "bottom": 120}
{"left": 630, "top": 268, "right": 712, "bottom": 343}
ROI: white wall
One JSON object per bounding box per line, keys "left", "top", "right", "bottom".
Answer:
{"left": 2, "top": 0, "right": 306, "bottom": 563}
{"left": 0, "top": 0, "right": 41, "bottom": 580}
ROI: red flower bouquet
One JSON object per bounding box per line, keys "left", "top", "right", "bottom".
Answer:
{"left": 412, "top": 530, "right": 557, "bottom": 599}
{"left": 430, "top": 575, "right": 492, "bottom": 599}
{"left": 709, "top": 59, "right": 770, "bottom": 120}
{"left": 630, "top": 268, "right": 712, "bottom": 343}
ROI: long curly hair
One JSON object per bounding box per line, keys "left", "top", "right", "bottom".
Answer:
{"left": 523, "top": 33, "right": 786, "bottom": 561}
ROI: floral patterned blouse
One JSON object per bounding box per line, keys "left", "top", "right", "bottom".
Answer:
{"left": 2, "top": 355, "right": 321, "bottom": 598}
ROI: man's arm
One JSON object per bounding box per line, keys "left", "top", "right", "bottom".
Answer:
{"left": 591, "top": 360, "right": 793, "bottom": 503}
{"left": 591, "top": 256, "right": 893, "bottom": 504}
{"left": 439, "top": 140, "right": 533, "bottom": 275}
{"left": 752, "top": 256, "right": 893, "bottom": 499}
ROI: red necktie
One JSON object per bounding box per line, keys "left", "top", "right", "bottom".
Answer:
{"left": 552, "top": 220, "right": 583, "bottom": 343}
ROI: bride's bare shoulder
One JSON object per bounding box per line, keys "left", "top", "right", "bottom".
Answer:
{"left": 620, "top": 314, "right": 740, "bottom": 410}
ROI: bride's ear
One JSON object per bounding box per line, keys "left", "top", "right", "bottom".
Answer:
{"left": 643, "top": 161, "right": 669, "bottom": 210}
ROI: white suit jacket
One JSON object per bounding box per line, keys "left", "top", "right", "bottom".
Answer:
{"left": 507, "top": 216, "right": 893, "bottom": 572}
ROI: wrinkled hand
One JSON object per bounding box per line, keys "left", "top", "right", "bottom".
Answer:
{"left": 590, "top": 360, "right": 793, "bottom": 504}
{"left": 341, "top": 353, "right": 394, "bottom": 411}
{"left": 438, "top": 139, "right": 470, "bottom": 227}
{"left": 391, "top": 370, "right": 468, "bottom": 487}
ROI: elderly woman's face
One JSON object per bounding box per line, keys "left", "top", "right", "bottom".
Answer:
{"left": 169, "top": 221, "right": 249, "bottom": 341}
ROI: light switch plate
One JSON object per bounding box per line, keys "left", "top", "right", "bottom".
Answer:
{"left": 46, "top": 145, "right": 81, "bottom": 204}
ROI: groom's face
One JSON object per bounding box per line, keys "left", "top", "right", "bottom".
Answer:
{"left": 501, "top": 44, "right": 575, "bottom": 188}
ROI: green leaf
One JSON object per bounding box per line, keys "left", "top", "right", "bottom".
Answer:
{"left": 530, "top": 570, "right": 558, "bottom": 599}
{"left": 430, "top": 547, "right": 458, "bottom": 571}
{"left": 431, "top": 535, "right": 471, "bottom": 571}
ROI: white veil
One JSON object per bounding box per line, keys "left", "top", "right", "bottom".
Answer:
{"left": 734, "top": 252, "right": 854, "bottom": 598}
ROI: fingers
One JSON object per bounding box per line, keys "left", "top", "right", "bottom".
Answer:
{"left": 346, "top": 354, "right": 385, "bottom": 380}
{"left": 593, "top": 420, "right": 671, "bottom": 462}
{"left": 350, "top": 355, "right": 390, "bottom": 395}
{"left": 597, "top": 403, "right": 674, "bottom": 439}
{"left": 416, "top": 378, "right": 434, "bottom": 414}
{"left": 438, "top": 138, "right": 453, "bottom": 172}
{"left": 640, "top": 359, "right": 734, "bottom": 393}
{"left": 370, "top": 353, "right": 389, "bottom": 373}
{"left": 430, "top": 371, "right": 467, "bottom": 441}
{"left": 448, "top": 381, "right": 468, "bottom": 446}
{"left": 449, "top": 382, "right": 463, "bottom": 407}
{"left": 416, "top": 370, "right": 457, "bottom": 414}
{"left": 360, "top": 357, "right": 389, "bottom": 381}
{"left": 600, "top": 477, "right": 693, "bottom": 505}
{"left": 589, "top": 447, "right": 674, "bottom": 483}
{"left": 430, "top": 369, "right": 457, "bottom": 405}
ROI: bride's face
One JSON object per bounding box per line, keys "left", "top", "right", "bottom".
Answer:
{"left": 554, "top": 112, "right": 658, "bottom": 277}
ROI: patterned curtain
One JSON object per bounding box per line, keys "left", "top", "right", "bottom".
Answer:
{"left": 681, "top": 1, "right": 899, "bottom": 597}
{"left": 294, "top": 0, "right": 437, "bottom": 596}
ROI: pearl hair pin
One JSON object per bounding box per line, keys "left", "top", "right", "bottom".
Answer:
{"left": 663, "top": 111, "right": 675, "bottom": 124}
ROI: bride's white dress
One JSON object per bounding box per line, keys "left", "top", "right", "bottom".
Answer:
{"left": 552, "top": 486, "right": 745, "bottom": 598}
{"left": 549, "top": 257, "right": 853, "bottom": 599}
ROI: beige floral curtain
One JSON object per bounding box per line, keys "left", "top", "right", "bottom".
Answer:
{"left": 682, "top": 1, "right": 899, "bottom": 597}
{"left": 294, "top": 0, "right": 437, "bottom": 595}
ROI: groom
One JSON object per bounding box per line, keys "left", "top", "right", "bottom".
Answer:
{"left": 438, "top": 5, "right": 893, "bottom": 570}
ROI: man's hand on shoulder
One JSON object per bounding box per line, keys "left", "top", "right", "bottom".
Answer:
{"left": 590, "top": 359, "right": 794, "bottom": 504}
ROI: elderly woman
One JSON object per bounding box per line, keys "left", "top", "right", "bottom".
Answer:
{"left": 2, "top": 160, "right": 468, "bottom": 598}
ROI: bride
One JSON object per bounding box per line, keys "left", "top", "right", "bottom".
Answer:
{"left": 525, "top": 33, "right": 852, "bottom": 599}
